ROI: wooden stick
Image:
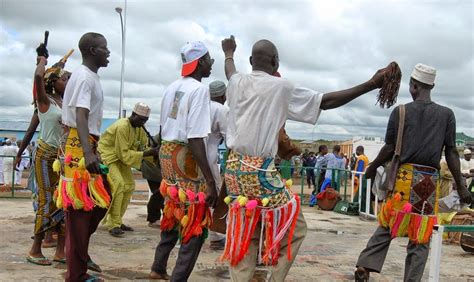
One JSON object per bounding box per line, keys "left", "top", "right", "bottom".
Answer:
{"left": 61, "top": 49, "right": 74, "bottom": 63}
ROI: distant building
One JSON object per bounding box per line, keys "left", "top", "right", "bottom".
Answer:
{"left": 456, "top": 132, "right": 474, "bottom": 148}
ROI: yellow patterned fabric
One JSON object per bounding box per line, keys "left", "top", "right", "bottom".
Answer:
{"left": 378, "top": 163, "right": 439, "bottom": 244}
{"left": 55, "top": 128, "right": 111, "bottom": 211}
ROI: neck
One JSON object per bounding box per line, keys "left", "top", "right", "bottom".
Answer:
{"left": 188, "top": 72, "right": 202, "bottom": 82}
{"left": 252, "top": 65, "right": 273, "bottom": 74}
{"left": 82, "top": 58, "right": 99, "bottom": 73}
{"left": 414, "top": 91, "right": 431, "bottom": 102}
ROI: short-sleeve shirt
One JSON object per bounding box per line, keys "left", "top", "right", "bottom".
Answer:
{"left": 160, "top": 77, "right": 211, "bottom": 143}
{"left": 385, "top": 101, "right": 456, "bottom": 169}
{"left": 226, "top": 71, "right": 323, "bottom": 157}
{"left": 62, "top": 65, "right": 104, "bottom": 136}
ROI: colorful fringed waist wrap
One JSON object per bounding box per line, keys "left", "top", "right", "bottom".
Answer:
{"left": 158, "top": 141, "right": 212, "bottom": 243}
{"left": 378, "top": 163, "right": 439, "bottom": 244}
{"left": 54, "top": 128, "right": 111, "bottom": 211}
{"left": 222, "top": 151, "right": 300, "bottom": 266}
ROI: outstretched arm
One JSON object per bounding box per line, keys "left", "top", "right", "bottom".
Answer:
{"left": 222, "top": 35, "right": 237, "bottom": 80}
{"left": 34, "top": 56, "right": 51, "bottom": 113}
{"left": 320, "top": 69, "right": 385, "bottom": 110}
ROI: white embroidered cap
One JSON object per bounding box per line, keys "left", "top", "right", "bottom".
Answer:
{"left": 411, "top": 63, "right": 436, "bottom": 85}
{"left": 133, "top": 102, "right": 151, "bottom": 117}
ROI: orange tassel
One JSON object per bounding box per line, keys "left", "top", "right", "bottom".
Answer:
{"left": 159, "top": 181, "right": 167, "bottom": 197}
{"left": 287, "top": 196, "right": 300, "bottom": 261}
{"left": 231, "top": 207, "right": 242, "bottom": 266}
{"left": 221, "top": 208, "right": 235, "bottom": 261}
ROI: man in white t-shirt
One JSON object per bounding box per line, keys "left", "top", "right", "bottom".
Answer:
{"left": 220, "top": 35, "right": 386, "bottom": 281}
{"left": 207, "top": 80, "right": 229, "bottom": 250}
{"left": 61, "top": 32, "right": 110, "bottom": 282}
{"left": 150, "top": 41, "right": 217, "bottom": 281}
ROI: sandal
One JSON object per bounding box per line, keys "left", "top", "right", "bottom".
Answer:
{"left": 26, "top": 255, "right": 52, "bottom": 266}
{"left": 85, "top": 275, "right": 104, "bottom": 282}
{"left": 88, "top": 260, "right": 102, "bottom": 273}
{"left": 53, "top": 258, "right": 66, "bottom": 264}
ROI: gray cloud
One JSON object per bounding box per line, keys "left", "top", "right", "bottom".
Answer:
{"left": 0, "top": 0, "right": 472, "bottom": 139}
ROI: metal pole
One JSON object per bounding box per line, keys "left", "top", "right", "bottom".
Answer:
{"left": 428, "top": 225, "right": 443, "bottom": 282}
{"left": 116, "top": 2, "right": 126, "bottom": 118}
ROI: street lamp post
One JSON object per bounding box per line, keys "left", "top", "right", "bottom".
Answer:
{"left": 115, "top": 3, "right": 126, "bottom": 118}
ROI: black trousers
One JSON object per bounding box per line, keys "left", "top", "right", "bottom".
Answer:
{"left": 306, "top": 168, "right": 315, "bottom": 187}
{"left": 146, "top": 180, "right": 164, "bottom": 223}
{"left": 151, "top": 229, "right": 205, "bottom": 281}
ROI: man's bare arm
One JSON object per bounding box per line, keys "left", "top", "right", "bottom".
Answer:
{"left": 222, "top": 35, "right": 237, "bottom": 80}
{"left": 76, "top": 107, "right": 100, "bottom": 174}
{"left": 15, "top": 112, "right": 40, "bottom": 168}
{"left": 188, "top": 138, "right": 217, "bottom": 207}
{"left": 365, "top": 144, "right": 394, "bottom": 179}
{"left": 320, "top": 69, "right": 385, "bottom": 110}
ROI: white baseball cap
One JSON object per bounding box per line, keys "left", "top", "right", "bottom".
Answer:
{"left": 180, "top": 41, "right": 208, "bottom": 76}
{"left": 464, "top": 149, "right": 472, "bottom": 155}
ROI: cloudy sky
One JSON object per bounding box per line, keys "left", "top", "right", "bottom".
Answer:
{"left": 1, "top": 0, "right": 473, "bottom": 140}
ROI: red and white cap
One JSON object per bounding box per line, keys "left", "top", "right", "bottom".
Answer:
{"left": 180, "top": 41, "right": 208, "bottom": 76}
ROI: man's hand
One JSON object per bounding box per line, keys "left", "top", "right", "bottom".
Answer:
{"left": 14, "top": 155, "right": 22, "bottom": 171}
{"left": 36, "top": 43, "right": 49, "bottom": 58}
{"left": 143, "top": 146, "right": 159, "bottom": 158}
{"left": 84, "top": 151, "right": 101, "bottom": 174}
{"left": 365, "top": 164, "right": 376, "bottom": 180}
{"left": 222, "top": 35, "right": 236, "bottom": 56}
{"left": 205, "top": 181, "right": 218, "bottom": 208}
{"left": 370, "top": 68, "right": 387, "bottom": 88}
{"left": 458, "top": 184, "right": 472, "bottom": 205}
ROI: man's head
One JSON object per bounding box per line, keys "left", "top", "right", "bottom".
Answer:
{"left": 78, "top": 32, "right": 110, "bottom": 68}
{"left": 333, "top": 145, "right": 341, "bottom": 154}
{"left": 209, "top": 81, "right": 226, "bottom": 104}
{"left": 464, "top": 149, "right": 472, "bottom": 161}
{"left": 409, "top": 63, "right": 436, "bottom": 100}
{"left": 356, "top": 145, "right": 364, "bottom": 156}
{"left": 250, "top": 40, "right": 279, "bottom": 75}
{"left": 129, "top": 102, "right": 150, "bottom": 128}
{"left": 309, "top": 151, "right": 315, "bottom": 157}
{"left": 318, "top": 145, "right": 328, "bottom": 155}
{"left": 181, "top": 41, "right": 213, "bottom": 79}
{"left": 5, "top": 139, "right": 11, "bottom": 146}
